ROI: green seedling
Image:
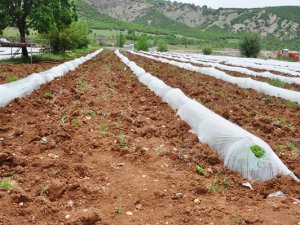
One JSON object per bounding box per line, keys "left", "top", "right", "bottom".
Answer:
{"left": 102, "top": 93, "right": 111, "bottom": 101}
{"left": 223, "top": 178, "right": 230, "bottom": 190}
{"left": 99, "top": 122, "right": 109, "bottom": 137}
{"left": 115, "top": 206, "right": 123, "bottom": 214}
{"left": 195, "top": 165, "right": 204, "bottom": 175}
{"left": 276, "top": 145, "right": 286, "bottom": 153}
{"left": 71, "top": 118, "right": 80, "bottom": 125}
{"left": 6, "top": 75, "right": 19, "bottom": 83}
{"left": 61, "top": 114, "right": 68, "bottom": 123}
{"left": 45, "top": 91, "right": 54, "bottom": 99}
{"left": 209, "top": 171, "right": 220, "bottom": 193}
{"left": 267, "top": 78, "right": 284, "bottom": 87}
{"left": 82, "top": 108, "right": 96, "bottom": 117}
{"left": 117, "top": 134, "right": 128, "bottom": 149}
{"left": 76, "top": 78, "right": 88, "bottom": 88}
{"left": 287, "top": 141, "right": 300, "bottom": 155}
{"left": 250, "top": 145, "right": 266, "bottom": 158}
{"left": 262, "top": 97, "right": 272, "bottom": 103}
{"left": 0, "top": 180, "right": 13, "bottom": 189}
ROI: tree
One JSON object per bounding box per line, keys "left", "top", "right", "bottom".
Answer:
{"left": 239, "top": 33, "right": 261, "bottom": 58}
{"left": 48, "top": 20, "right": 90, "bottom": 54}
{"left": 0, "top": 0, "right": 77, "bottom": 57}
{"left": 134, "top": 36, "right": 149, "bottom": 51}
{"left": 156, "top": 39, "right": 168, "bottom": 52}
{"left": 202, "top": 46, "right": 212, "bottom": 55}
{"left": 116, "top": 33, "right": 126, "bottom": 47}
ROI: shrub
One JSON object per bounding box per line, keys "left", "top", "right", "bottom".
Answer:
{"left": 116, "top": 33, "right": 126, "bottom": 47}
{"left": 134, "top": 36, "right": 149, "bottom": 51}
{"left": 156, "top": 39, "right": 168, "bottom": 52}
{"left": 48, "top": 20, "right": 90, "bottom": 54}
{"left": 202, "top": 46, "right": 212, "bottom": 55}
{"left": 239, "top": 33, "right": 261, "bottom": 58}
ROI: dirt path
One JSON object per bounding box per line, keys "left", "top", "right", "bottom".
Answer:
{"left": 0, "top": 51, "right": 299, "bottom": 225}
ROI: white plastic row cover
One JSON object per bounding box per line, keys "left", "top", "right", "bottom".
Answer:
{"left": 165, "top": 52, "right": 300, "bottom": 76}
{"left": 115, "top": 50, "right": 299, "bottom": 182}
{"left": 133, "top": 51, "right": 300, "bottom": 104}
{"left": 149, "top": 51, "right": 300, "bottom": 85}
{"left": 0, "top": 49, "right": 103, "bottom": 107}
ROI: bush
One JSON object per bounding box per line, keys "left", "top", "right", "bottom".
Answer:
{"left": 116, "top": 33, "right": 126, "bottom": 47}
{"left": 48, "top": 20, "right": 90, "bottom": 54}
{"left": 156, "top": 39, "right": 168, "bottom": 52}
{"left": 134, "top": 36, "right": 149, "bottom": 51}
{"left": 239, "top": 33, "right": 261, "bottom": 58}
{"left": 202, "top": 47, "right": 212, "bottom": 55}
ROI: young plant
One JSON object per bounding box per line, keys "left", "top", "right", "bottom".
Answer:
{"left": 209, "top": 172, "right": 220, "bottom": 193}
{"left": 250, "top": 145, "right": 266, "bottom": 158}
{"left": 287, "top": 141, "right": 300, "bottom": 155}
{"left": 0, "top": 180, "right": 13, "bottom": 189}
{"left": 61, "top": 114, "right": 68, "bottom": 123}
{"left": 99, "top": 122, "right": 109, "bottom": 137}
{"left": 102, "top": 93, "right": 111, "bottom": 101}
{"left": 45, "top": 91, "right": 54, "bottom": 99}
{"left": 195, "top": 165, "right": 204, "bottom": 175}
{"left": 154, "top": 145, "right": 167, "bottom": 153}
{"left": 267, "top": 78, "right": 284, "bottom": 88}
{"left": 117, "top": 134, "right": 128, "bottom": 149}
{"left": 6, "top": 75, "right": 19, "bottom": 83}
{"left": 71, "top": 118, "right": 80, "bottom": 125}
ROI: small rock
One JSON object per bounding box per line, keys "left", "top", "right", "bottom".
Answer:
{"left": 116, "top": 163, "right": 125, "bottom": 167}
{"left": 0, "top": 137, "right": 4, "bottom": 141}
{"left": 41, "top": 137, "right": 48, "bottom": 145}
{"left": 172, "top": 193, "right": 183, "bottom": 200}
{"left": 67, "top": 200, "right": 74, "bottom": 208}
{"left": 65, "top": 214, "right": 71, "bottom": 219}
{"left": 19, "top": 202, "right": 24, "bottom": 206}
{"left": 267, "top": 191, "right": 287, "bottom": 199}
{"left": 48, "top": 153, "right": 59, "bottom": 159}
{"left": 126, "top": 211, "right": 133, "bottom": 216}
{"left": 135, "top": 204, "right": 142, "bottom": 210}
{"left": 193, "top": 198, "right": 201, "bottom": 204}
{"left": 242, "top": 182, "right": 253, "bottom": 190}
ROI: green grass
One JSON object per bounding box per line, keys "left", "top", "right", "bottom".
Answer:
{"left": 267, "top": 78, "right": 284, "bottom": 88}
{"left": 117, "top": 134, "right": 129, "bottom": 149}
{"left": 0, "top": 180, "right": 13, "bottom": 189}
{"left": 287, "top": 141, "right": 300, "bottom": 155}
{"left": 5, "top": 75, "right": 19, "bottom": 83}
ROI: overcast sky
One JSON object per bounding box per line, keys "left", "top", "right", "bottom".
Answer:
{"left": 170, "top": 0, "right": 300, "bottom": 9}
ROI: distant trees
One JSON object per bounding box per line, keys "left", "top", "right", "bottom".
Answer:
{"left": 239, "top": 33, "right": 261, "bottom": 58}
{"left": 0, "top": 0, "right": 77, "bottom": 57}
{"left": 116, "top": 33, "right": 126, "bottom": 47}
{"left": 135, "top": 36, "right": 149, "bottom": 51}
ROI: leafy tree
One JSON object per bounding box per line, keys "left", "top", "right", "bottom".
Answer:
{"left": 116, "top": 33, "right": 126, "bottom": 47}
{"left": 0, "top": 0, "right": 77, "bottom": 57}
{"left": 202, "top": 46, "right": 212, "bottom": 55}
{"left": 47, "top": 20, "right": 90, "bottom": 54}
{"left": 156, "top": 39, "right": 168, "bottom": 52}
{"left": 134, "top": 36, "right": 149, "bottom": 51}
{"left": 239, "top": 33, "right": 261, "bottom": 58}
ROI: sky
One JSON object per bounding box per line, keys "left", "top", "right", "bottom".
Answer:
{"left": 170, "top": 0, "right": 300, "bottom": 9}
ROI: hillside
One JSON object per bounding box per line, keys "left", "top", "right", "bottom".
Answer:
{"left": 79, "top": 0, "right": 300, "bottom": 40}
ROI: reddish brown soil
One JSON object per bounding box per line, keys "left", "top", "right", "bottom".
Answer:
{"left": 0, "top": 51, "right": 299, "bottom": 225}
{"left": 0, "top": 60, "right": 64, "bottom": 84}
{"left": 152, "top": 54, "right": 300, "bottom": 91}
{"left": 125, "top": 52, "right": 300, "bottom": 177}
